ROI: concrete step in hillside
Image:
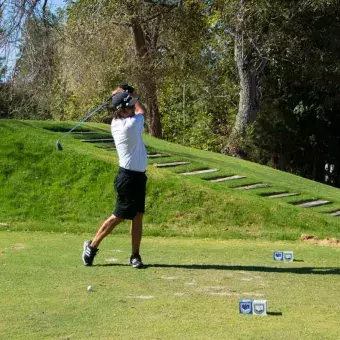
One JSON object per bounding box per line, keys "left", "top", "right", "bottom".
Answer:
{"left": 71, "top": 131, "right": 99, "bottom": 134}
{"left": 297, "top": 200, "right": 331, "bottom": 208}
{"left": 330, "top": 211, "right": 340, "bottom": 217}
{"left": 267, "top": 192, "right": 300, "bottom": 199}
{"left": 95, "top": 145, "right": 116, "bottom": 150}
{"left": 182, "top": 169, "right": 219, "bottom": 176}
{"left": 209, "top": 175, "right": 246, "bottom": 182}
{"left": 147, "top": 154, "right": 169, "bottom": 158}
{"left": 81, "top": 139, "right": 114, "bottom": 143}
{"left": 234, "top": 183, "right": 272, "bottom": 190}
{"left": 154, "top": 161, "right": 190, "bottom": 168}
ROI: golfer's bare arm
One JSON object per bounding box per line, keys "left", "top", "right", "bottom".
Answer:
{"left": 130, "top": 89, "right": 145, "bottom": 115}
{"left": 134, "top": 99, "right": 145, "bottom": 116}
{"left": 112, "top": 87, "right": 123, "bottom": 95}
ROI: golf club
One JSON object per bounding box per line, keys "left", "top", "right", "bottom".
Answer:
{"left": 56, "top": 95, "right": 113, "bottom": 151}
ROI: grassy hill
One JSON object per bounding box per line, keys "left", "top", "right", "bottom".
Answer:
{"left": 1, "top": 119, "right": 340, "bottom": 240}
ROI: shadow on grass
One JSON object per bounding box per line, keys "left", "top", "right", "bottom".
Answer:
{"left": 96, "top": 263, "right": 339, "bottom": 275}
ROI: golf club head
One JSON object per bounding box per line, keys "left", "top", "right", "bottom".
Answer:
{"left": 56, "top": 140, "right": 63, "bottom": 151}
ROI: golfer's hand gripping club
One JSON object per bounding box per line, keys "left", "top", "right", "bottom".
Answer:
{"left": 120, "top": 83, "right": 135, "bottom": 94}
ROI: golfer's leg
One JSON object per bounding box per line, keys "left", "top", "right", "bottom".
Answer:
{"left": 131, "top": 212, "right": 143, "bottom": 255}
{"left": 91, "top": 214, "right": 124, "bottom": 248}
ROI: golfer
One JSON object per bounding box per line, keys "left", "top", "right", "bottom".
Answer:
{"left": 82, "top": 86, "right": 147, "bottom": 268}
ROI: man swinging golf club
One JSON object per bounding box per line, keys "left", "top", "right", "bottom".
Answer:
{"left": 82, "top": 84, "right": 147, "bottom": 268}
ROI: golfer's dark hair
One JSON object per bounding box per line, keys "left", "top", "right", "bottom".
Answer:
{"left": 113, "top": 107, "right": 133, "bottom": 119}
{"left": 106, "top": 106, "right": 122, "bottom": 119}
{"left": 113, "top": 109, "right": 122, "bottom": 119}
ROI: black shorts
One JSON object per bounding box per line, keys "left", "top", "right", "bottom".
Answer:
{"left": 113, "top": 167, "right": 147, "bottom": 220}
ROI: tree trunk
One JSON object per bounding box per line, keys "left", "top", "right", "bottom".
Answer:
{"left": 141, "top": 76, "right": 162, "bottom": 137}
{"left": 329, "top": 162, "right": 340, "bottom": 187}
{"left": 131, "top": 20, "right": 162, "bottom": 138}
{"left": 312, "top": 151, "right": 325, "bottom": 183}
{"left": 234, "top": 46, "right": 259, "bottom": 135}
{"left": 229, "top": 30, "right": 266, "bottom": 154}
{"left": 335, "top": 163, "right": 340, "bottom": 188}
{"left": 229, "top": 1, "right": 267, "bottom": 157}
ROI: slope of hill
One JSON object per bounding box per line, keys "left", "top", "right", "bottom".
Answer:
{"left": 0, "top": 119, "right": 339, "bottom": 240}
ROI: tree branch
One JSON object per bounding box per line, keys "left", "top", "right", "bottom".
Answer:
{"left": 140, "top": 0, "right": 179, "bottom": 7}
{"left": 139, "top": 6, "right": 174, "bottom": 25}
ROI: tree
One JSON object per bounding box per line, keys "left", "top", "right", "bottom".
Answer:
{"left": 0, "top": 0, "right": 61, "bottom": 118}
{"left": 231, "top": 1, "right": 268, "bottom": 147}
{"left": 62, "top": 0, "right": 205, "bottom": 137}
{"left": 206, "top": 0, "right": 272, "bottom": 156}
{"left": 239, "top": 0, "right": 340, "bottom": 185}
{"left": 13, "top": 12, "right": 60, "bottom": 118}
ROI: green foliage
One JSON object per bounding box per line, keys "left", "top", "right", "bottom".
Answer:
{"left": 55, "top": 0, "right": 209, "bottom": 126}
{"left": 3, "top": 0, "right": 340, "bottom": 187}
{"left": 239, "top": 0, "right": 340, "bottom": 184}
{"left": 8, "top": 7, "right": 61, "bottom": 119}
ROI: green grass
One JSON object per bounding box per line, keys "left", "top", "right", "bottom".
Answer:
{"left": 1, "top": 231, "right": 339, "bottom": 340}
{"left": 1, "top": 120, "right": 340, "bottom": 339}
{"left": 0, "top": 119, "right": 339, "bottom": 240}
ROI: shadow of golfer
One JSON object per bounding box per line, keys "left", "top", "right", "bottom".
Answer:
{"left": 96, "top": 263, "right": 339, "bottom": 275}
{"left": 148, "top": 264, "right": 340, "bottom": 275}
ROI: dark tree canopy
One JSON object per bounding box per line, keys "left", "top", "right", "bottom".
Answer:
{"left": 1, "top": 0, "right": 340, "bottom": 187}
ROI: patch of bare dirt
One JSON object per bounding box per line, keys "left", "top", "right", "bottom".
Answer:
{"left": 301, "top": 234, "right": 340, "bottom": 247}
{"left": 127, "top": 295, "right": 154, "bottom": 299}
{"left": 161, "top": 276, "right": 178, "bottom": 280}
{"left": 104, "top": 258, "right": 118, "bottom": 263}
{"left": 13, "top": 243, "right": 25, "bottom": 250}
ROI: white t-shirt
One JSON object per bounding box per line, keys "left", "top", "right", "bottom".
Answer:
{"left": 111, "top": 114, "right": 147, "bottom": 172}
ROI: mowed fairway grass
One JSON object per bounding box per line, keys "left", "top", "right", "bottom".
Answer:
{"left": 1, "top": 231, "right": 339, "bottom": 340}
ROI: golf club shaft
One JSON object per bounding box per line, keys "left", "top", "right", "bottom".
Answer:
{"left": 57, "top": 96, "right": 112, "bottom": 142}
